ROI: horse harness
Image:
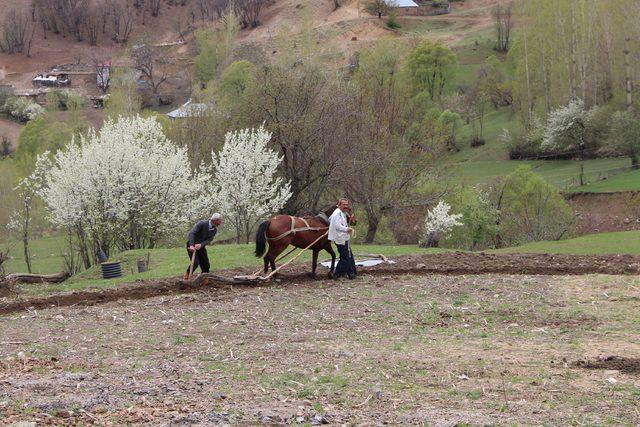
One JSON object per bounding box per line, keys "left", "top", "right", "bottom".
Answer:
{"left": 267, "top": 215, "right": 329, "bottom": 242}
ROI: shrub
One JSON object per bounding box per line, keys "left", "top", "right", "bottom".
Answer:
{"left": 0, "top": 136, "right": 11, "bottom": 158}
{"left": 489, "top": 166, "right": 574, "bottom": 246}
{"left": 3, "top": 97, "right": 44, "bottom": 122}
{"left": 447, "top": 187, "right": 499, "bottom": 250}
{"left": 606, "top": 110, "right": 640, "bottom": 169}
{"left": 470, "top": 137, "right": 485, "bottom": 147}
{"left": 386, "top": 10, "right": 401, "bottom": 29}
{"left": 45, "top": 89, "right": 85, "bottom": 111}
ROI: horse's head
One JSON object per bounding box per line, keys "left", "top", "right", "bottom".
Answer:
{"left": 322, "top": 200, "right": 357, "bottom": 225}
{"left": 344, "top": 207, "right": 357, "bottom": 226}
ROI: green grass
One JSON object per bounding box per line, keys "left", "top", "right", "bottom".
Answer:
{"left": 3, "top": 234, "right": 67, "bottom": 275}
{"left": 453, "top": 108, "right": 520, "bottom": 161}
{"left": 451, "top": 157, "right": 633, "bottom": 189}
{"left": 568, "top": 168, "right": 640, "bottom": 193}
{"left": 493, "top": 231, "right": 640, "bottom": 256}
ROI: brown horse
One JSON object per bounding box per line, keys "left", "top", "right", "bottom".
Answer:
{"left": 254, "top": 205, "right": 357, "bottom": 278}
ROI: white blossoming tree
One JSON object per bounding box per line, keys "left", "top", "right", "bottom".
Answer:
{"left": 34, "top": 115, "right": 212, "bottom": 261}
{"left": 541, "top": 98, "right": 594, "bottom": 152}
{"left": 420, "top": 200, "right": 463, "bottom": 248}
{"left": 212, "top": 125, "right": 291, "bottom": 243}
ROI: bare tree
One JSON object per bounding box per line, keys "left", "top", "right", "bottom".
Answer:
{"left": 235, "top": 0, "right": 267, "bottom": 28}
{"left": 173, "top": 15, "right": 192, "bottom": 42}
{"left": 196, "top": 0, "right": 229, "bottom": 21}
{"left": 493, "top": 1, "right": 513, "bottom": 52}
{"left": 148, "top": 0, "right": 162, "bottom": 16}
{"left": 196, "top": 0, "right": 214, "bottom": 20}
{"left": 219, "top": 62, "right": 356, "bottom": 214}
{"left": 120, "top": 4, "right": 134, "bottom": 42}
{"left": 100, "top": 2, "right": 109, "bottom": 33}
{"left": 34, "top": 0, "right": 59, "bottom": 39}
{"left": 109, "top": 0, "right": 123, "bottom": 41}
{"left": 344, "top": 50, "right": 444, "bottom": 242}
{"left": 213, "top": 0, "right": 231, "bottom": 19}
{"left": 132, "top": 44, "right": 170, "bottom": 103}
{"left": 85, "top": 4, "right": 101, "bottom": 46}
{"left": 0, "top": 9, "right": 34, "bottom": 55}
{"left": 109, "top": 1, "right": 134, "bottom": 43}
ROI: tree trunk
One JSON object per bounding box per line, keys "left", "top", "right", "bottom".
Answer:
{"left": 624, "top": 37, "right": 633, "bottom": 113}
{"left": 22, "top": 202, "right": 31, "bottom": 274}
{"left": 23, "top": 236, "right": 31, "bottom": 274}
{"left": 364, "top": 212, "right": 379, "bottom": 244}
{"left": 5, "top": 271, "right": 70, "bottom": 284}
{"left": 521, "top": 0, "right": 533, "bottom": 126}
{"left": 76, "top": 225, "right": 91, "bottom": 269}
{"left": 568, "top": 4, "right": 577, "bottom": 101}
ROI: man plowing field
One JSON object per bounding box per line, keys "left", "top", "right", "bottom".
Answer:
{"left": 184, "top": 213, "right": 223, "bottom": 279}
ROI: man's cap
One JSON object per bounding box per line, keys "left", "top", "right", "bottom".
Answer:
{"left": 211, "top": 213, "right": 222, "bottom": 221}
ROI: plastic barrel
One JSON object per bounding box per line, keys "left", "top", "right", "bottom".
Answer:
{"left": 137, "top": 260, "right": 148, "bottom": 273}
{"left": 101, "top": 261, "right": 122, "bottom": 279}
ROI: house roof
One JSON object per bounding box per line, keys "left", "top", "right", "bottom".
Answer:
{"left": 167, "top": 99, "right": 213, "bottom": 119}
{"left": 385, "top": 0, "right": 419, "bottom": 7}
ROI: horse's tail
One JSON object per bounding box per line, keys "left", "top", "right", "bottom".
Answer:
{"left": 255, "top": 220, "right": 270, "bottom": 257}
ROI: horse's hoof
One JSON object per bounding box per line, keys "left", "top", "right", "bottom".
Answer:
{"left": 327, "top": 271, "right": 334, "bottom": 279}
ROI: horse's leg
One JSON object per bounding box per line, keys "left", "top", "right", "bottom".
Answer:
{"left": 263, "top": 254, "right": 270, "bottom": 274}
{"left": 266, "top": 241, "right": 288, "bottom": 275}
{"left": 311, "top": 249, "right": 319, "bottom": 279}
{"left": 265, "top": 245, "right": 278, "bottom": 273}
{"left": 325, "top": 243, "right": 336, "bottom": 279}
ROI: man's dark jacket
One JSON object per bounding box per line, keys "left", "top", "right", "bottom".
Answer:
{"left": 187, "top": 220, "right": 218, "bottom": 247}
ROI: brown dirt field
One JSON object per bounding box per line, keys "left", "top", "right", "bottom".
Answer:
{"left": 1, "top": 272, "right": 639, "bottom": 425}
{"left": 567, "top": 191, "right": 640, "bottom": 234}
{"left": 2, "top": 252, "right": 640, "bottom": 316}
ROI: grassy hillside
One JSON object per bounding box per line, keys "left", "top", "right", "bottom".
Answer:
{"left": 451, "top": 156, "right": 632, "bottom": 189}
{"left": 568, "top": 168, "right": 640, "bottom": 193}
{"left": 493, "top": 231, "right": 640, "bottom": 255}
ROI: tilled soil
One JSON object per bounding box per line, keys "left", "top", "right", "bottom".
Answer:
{"left": 1, "top": 273, "right": 640, "bottom": 425}
{"left": 574, "top": 356, "right": 640, "bottom": 374}
{"left": 2, "top": 252, "right": 640, "bottom": 315}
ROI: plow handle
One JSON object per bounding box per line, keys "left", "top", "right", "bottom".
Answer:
{"left": 188, "top": 249, "right": 197, "bottom": 279}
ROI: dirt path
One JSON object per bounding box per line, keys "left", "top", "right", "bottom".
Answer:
{"left": 2, "top": 252, "right": 640, "bottom": 316}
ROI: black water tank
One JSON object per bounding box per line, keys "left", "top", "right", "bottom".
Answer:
{"left": 101, "top": 261, "right": 122, "bottom": 279}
